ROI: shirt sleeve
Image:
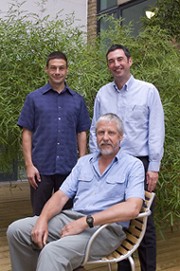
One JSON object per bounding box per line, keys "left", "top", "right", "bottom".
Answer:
{"left": 17, "top": 94, "right": 34, "bottom": 131}
{"left": 148, "top": 85, "right": 165, "bottom": 172}
{"left": 89, "top": 94, "right": 100, "bottom": 153}
{"left": 76, "top": 96, "right": 91, "bottom": 133}
{"left": 125, "top": 159, "right": 145, "bottom": 200}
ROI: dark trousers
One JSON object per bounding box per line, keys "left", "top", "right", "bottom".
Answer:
{"left": 30, "top": 174, "right": 73, "bottom": 215}
{"left": 118, "top": 156, "right": 156, "bottom": 271}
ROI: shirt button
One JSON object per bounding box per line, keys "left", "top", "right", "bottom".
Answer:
{"left": 58, "top": 117, "right": 61, "bottom": 120}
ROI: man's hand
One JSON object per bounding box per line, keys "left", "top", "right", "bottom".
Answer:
{"left": 31, "top": 218, "right": 48, "bottom": 249}
{"left": 60, "top": 217, "right": 87, "bottom": 238}
{"left": 26, "top": 165, "right": 41, "bottom": 189}
{"left": 146, "top": 171, "right": 158, "bottom": 192}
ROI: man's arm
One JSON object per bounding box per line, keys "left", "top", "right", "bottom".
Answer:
{"left": 92, "top": 197, "right": 143, "bottom": 225}
{"left": 89, "top": 97, "right": 100, "bottom": 153}
{"left": 147, "top": 86, "right": 165, "bottom": 191}
{"left": 61, "top": 197, "right": 143, "bottom": 237}
{"left": 31, "top": 190, "right": 69, "bottom": 248}
{"left": 22, "top": 128, "right": 40, "bottom": 189}
{"left": 77, "top": 131, "right": 87, "bottom": 157}
{"left": 148, "top": 86, "right": 165, "bottom": 172}
{"left": 146, "top": 171, "right": 158, "bottom": 192}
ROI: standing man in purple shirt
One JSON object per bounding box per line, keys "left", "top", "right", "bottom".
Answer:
{"left": 18, "top": 51, "right": 90, "bottom": 215}
{"left": 89, "top": 44, "right": 165, "bottom": 271}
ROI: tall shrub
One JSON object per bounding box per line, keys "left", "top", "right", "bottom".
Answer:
{"left": 0, "top": 1, "right": 86, "bottom": 172}
{"left": 143, "top": 0, "right": 180, "bottom": 43}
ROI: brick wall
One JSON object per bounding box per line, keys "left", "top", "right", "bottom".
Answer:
{"left": 87, "top": 0, "right": 97, "bottom": 41}
{"left": 87, "top": 0, "right": 132, "bottom": 41}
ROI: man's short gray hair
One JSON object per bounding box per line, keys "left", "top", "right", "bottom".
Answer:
{"left": 96, "top": 113, "right": 124, "bottom": 135}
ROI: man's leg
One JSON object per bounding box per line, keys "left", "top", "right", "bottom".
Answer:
{"left": 37, "top": 232, "right": 90, "bottom": 271}
{"left": 138, "top": 201, "right": 156, "bottom": 271}
{"left": 7, "top": 212, "right": 70, "bottom": 271}
{"left": 118, "top": 156, "right": 156, "bottom": 271}
{"left": 54, "top": 174, "right": 73, "bottom": 210}
{"left": 7, "top": 210, "right": 126, "bottom": 271}
{"left": 117, "top": 212, "right": 156, "bottom": 271}
{"left": 7, "top": 216, "right": 39, "bottom": 271}
{"left": 137, "top": 157, "right": 156, "bottom": 271}
{"left": 37, "top": 220, "right": 126, "bottom": 271}
{"left": 30, "top": 175, "right": 54, "bottom": 215}
{"left": 6, "top": 211, "right": 73, "bottom": 271}
{"left": 117, "top": 259, "right": 131, "bottom": 270}
{"left": 31, "top": 174, "right": 73, "bottom": 215}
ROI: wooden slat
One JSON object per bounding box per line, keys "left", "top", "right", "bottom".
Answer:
{"left": 124, "top": 232, "right": 138, "bottom": 244}
{"left": 131, "top": 219, "right": 143, "bottom": 229}
{"left": 127, "top": 226, "right": 141, "bottom": 237}
{"left": 116, "top": 246, "right": 128, "bottom": 255}
{"left": 121, "top": 240, "right": 134, "bottom": 250}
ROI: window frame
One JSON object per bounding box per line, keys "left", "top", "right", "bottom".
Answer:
{"left": 97, "top": 0, "right": 157, "bottom": 35}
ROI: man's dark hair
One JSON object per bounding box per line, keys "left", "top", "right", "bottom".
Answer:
{"left": 106, "top": 44, "right": 131, "bottom": 60}
{"left": 46, "top": 51, "right": 68, "bottom": 67}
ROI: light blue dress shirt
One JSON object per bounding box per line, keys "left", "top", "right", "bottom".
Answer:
{"left": 60, "top": 149, "right": 144, "bottom": 228}
{"left": 89, "top": 75, "right": 165, "bottom": 172}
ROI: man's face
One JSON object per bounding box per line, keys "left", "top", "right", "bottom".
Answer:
{"left": 96, "top": 120, "right": 123, "bottom": 156}
{"left": 45, "top": 58, "right": 68, "bottom": 86}
{"left": 107, "top": 49, "right": 132, "bottom": 80}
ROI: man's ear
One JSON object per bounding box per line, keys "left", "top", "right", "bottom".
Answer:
{"left": 119, "top": 134, "right": 123, "bottom": 143}
{"left": 129, "top": 57, "right": 133, "bottom": 67}
{"left": 44, "top": 66, "right": 48, "bottom": 74}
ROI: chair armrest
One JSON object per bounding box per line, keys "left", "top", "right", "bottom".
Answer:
{"left": 82, "top": 210, "right": 151, "bottom": 265}
{"left": 137, "top": 209, "right": 151, "bottom": 218}
{"left": 82, "top": 191, "right": 155, "bottom": 266}
{"left": 82, "top": 224, "right": 109, "bottom": 265}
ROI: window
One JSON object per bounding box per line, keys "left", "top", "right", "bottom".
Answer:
{"left": 98, "top": 0, "right": 117, "bottom": 12}
{"left": 99, "top": 10, "right": 119, "bottom": 32}
{"left": 97, "top": 0, "right": 157, "bottom": 36}
{"left": 121, "top": 0, "right": 157, "bottom": 36}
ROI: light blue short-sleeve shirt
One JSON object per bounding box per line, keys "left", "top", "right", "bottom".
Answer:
{"left": 60, "top": 149, "right": 145, "bottom": 228}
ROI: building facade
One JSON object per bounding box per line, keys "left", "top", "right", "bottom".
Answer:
{"left": 0, "top": 0, "right": 87, "bottom": 30}
{"left": 87, "top": 0, "right": 157, "bottom": 39}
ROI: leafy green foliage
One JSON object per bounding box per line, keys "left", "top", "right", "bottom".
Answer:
{"left": 0, "top": 3, "right": 179, "bottom": 228}
{"left": 0, "top": 1, "right": 86, "bottom": 172}
{"left": 142, "top": 0, "right": 180, "bottom": 43}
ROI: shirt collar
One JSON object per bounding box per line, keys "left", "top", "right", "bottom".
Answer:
{"left": 126, "top": 75, "right": 135, "bottom": 91}
{"left": 90, "top": 148, "right": 123, "bottom": 163}
{"left": 113, "top": 75, "right": 134, "bottom": 92}
{"left": 41, "top": 82, "right": 75, "bottom": 95}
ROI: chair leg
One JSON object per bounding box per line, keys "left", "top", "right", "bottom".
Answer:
{"left": 107, "top": 262, "right": 112, "bottom": 271}
{"left": 128, "top": 256, "right": 135, "bottom": 271}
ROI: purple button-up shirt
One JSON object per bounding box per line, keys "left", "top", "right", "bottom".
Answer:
{"left": 18, "top": 83, "right": 91, "bottom": 175}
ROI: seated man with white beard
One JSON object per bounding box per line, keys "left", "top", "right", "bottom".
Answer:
{"left": 7, "top": 113, "right": 144, "bottom": 271}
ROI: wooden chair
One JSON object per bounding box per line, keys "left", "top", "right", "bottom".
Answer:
{"left": 81, "top": 191, "right": 155, "bottom": 271}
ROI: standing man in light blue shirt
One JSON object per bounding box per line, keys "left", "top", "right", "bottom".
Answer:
{"left": 7, "top": 113, "right": 145, "bottom": 271}
{"left": 89, "top": 44, "right": 165, "bottom": 271}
